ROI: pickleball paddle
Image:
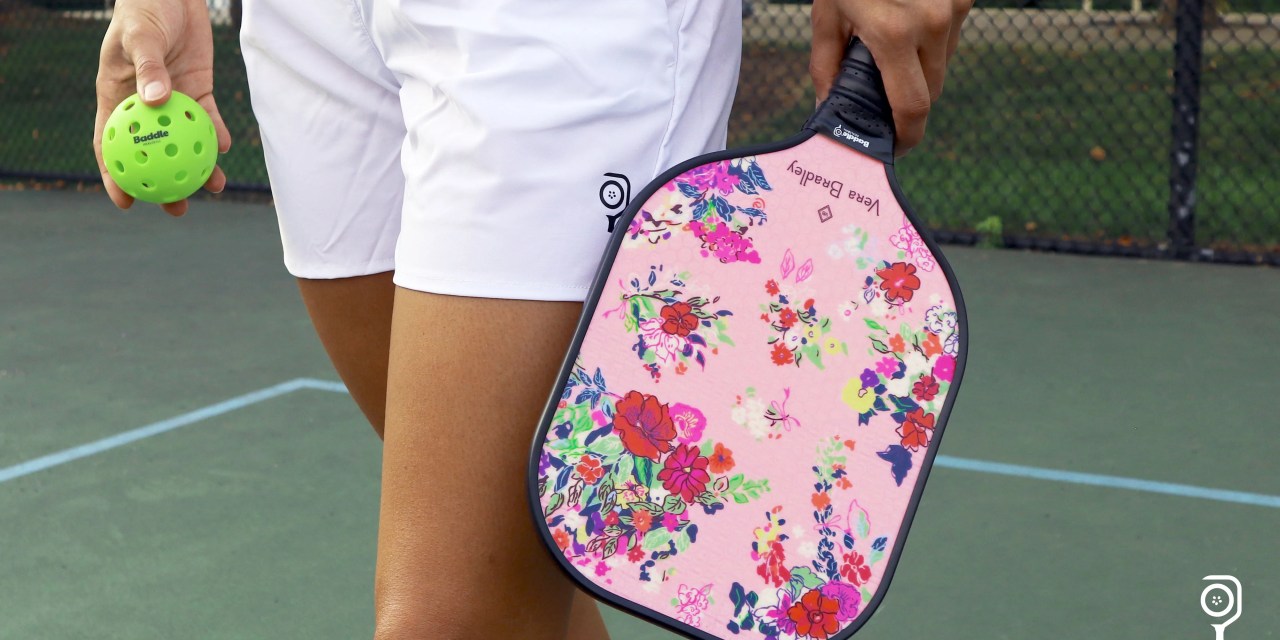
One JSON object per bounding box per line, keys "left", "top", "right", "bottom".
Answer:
{"left": 529, "top": 39, "right": 967, "bottom": 640}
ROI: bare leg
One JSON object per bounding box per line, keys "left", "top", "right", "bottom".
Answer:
{"left": 294, "top": 276, "right": 610, "bottom": 640}
{"left": 296, "top": 272, "right": 395, "bottom": 438}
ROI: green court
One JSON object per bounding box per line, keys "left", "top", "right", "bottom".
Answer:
{"left": 2, "top": 189, "right": 1276, "bottom": 639}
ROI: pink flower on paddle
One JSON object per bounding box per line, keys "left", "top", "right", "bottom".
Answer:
{"left": 933, "top": 354, "right": 956, "bottom": 382}
{"left": 819, "top": 581, "right": 862, "bottom": 621}
{"left": 679, "top": 161, "right": 740, "bottom": 195}
{"left": 669, "top": 402, "right": 707, "bottom": 445}
{"left": 657, "top": 444, "right": 711, "bottom": 502}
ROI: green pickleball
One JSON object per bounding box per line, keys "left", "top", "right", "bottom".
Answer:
{"left": 101, "top": 91, "right": 218, "bottom": 204}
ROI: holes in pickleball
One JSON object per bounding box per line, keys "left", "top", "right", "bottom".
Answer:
{"left": 141, "top": 181, "right": 154, "bottom": 190}
{"left": 184, "top": 111, "right": 195, "bottom": 121}
{"left": 194, "top": 141, "right": 204, "bottom": 155}
{"left": 124, "top": 100, "right": 135, "bottom": 111}
{"left": 113, "top": 160, "right": 124, "bottom": 174}
{"left": 174, "top": 170, "right": 188, "bottom": 183}
{"left": 164, "top": 143, "right": 178, "bottom": 158}
{"left": 157, "top": 115, "right": 171, "bottom": 127}
{"left": 135, "top": 150, "right": 149, "bottom": 164}
{"left": 107, "top": 128, "right": 115, "bottom": 141}
{"left": 200, "top": 167, "right": 210, "bottom": 179}
{"left": 129, "top": 122, "right": 140, "bottom": 134}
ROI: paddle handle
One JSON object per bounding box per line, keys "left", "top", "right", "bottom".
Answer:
{"left": 803, "top": 38, "right": 895, "bottom": 163}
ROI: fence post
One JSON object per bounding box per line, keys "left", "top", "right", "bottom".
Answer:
{"left": 1166, "top": 0, "right": 1205, "bottom": 258}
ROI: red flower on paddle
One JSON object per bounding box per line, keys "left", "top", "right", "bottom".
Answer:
{"left": 575, "top": 455, "right": 604, "bottom": 483}
{"left": 912, "top": 375, "right": 939, "bottom": 402}
{"left": 897, "top": 408, "right": 936, "bottom": 451}
{"left": 788, "top": 589, "right": 842, "bottom": 639}
{"left": 627, "top": 546, "right": 646, "bottom": 562}
{"left": 709, "top": 442, "right": 735, "bottom": 474}
{"left": 657, "top": 444, "right": 711, "bottom": 502}
{"left": 757, "top": 539, "right": 791, "bottom": 587}
{"left": 613, "top": 391, "right": 677, "bottom": 460}
{"left": 777, "top": 307, "right": 799, "bottom": 328}
{"left": 631, "top": 510, "right": 653, "bottom": 533}
{"left": 552, "top": 529, "right": 571, "bottom": 551}
{"left": 876, "top": 262, "right": 921, "bottom": 302}
{"left": 771, "top": 342, "right": 793, "bottom": 366}
{"left": 841, "top": 551, "right": 873, "bottom": 586}
{"left": 660, "top": 302, "right": 699, "bottom": 336}
{"left": 765, "top": 279, "right": 780, "bottom": 295}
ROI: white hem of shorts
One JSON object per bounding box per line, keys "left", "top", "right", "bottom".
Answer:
{"left": 392, "top": 268, "right": 593, "bottom": 302}
{"left": 286, "top": 259, "right": 398, "bottom": 280}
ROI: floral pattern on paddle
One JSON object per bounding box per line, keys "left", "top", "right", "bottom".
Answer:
{"left": 533, "top": 135, "right": 964, "bottom": 640}
{"left": 539, "top": 362, "right": 772, "bottom": 585}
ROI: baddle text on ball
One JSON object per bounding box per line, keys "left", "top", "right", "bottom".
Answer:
{"left": 133, "top": 130, "right": 169, "bottom": 144}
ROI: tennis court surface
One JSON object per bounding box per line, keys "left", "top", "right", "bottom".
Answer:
{"left": 2, "top": 188, "right": 1276, "bottom": 639}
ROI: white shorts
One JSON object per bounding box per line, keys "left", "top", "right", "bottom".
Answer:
{"left": 239, "top": 0, "right": 742, "bottom": 300}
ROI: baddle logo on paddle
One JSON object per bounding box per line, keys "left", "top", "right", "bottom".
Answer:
{"left": 833, "top": 124, "right": 870, "bottom": 148}
{"left": 1200, "top": 575, "right": 1242, "bottom": 639}
{"left": 133, "top": 130, "right": 169, "bottom": 144}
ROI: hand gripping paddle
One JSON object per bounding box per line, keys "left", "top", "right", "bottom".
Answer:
{"left": 529, "top": 40, "right": 968, "bottom": 640}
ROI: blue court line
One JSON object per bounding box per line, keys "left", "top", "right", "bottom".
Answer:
{"left": 2, "top": 378, "right": 1277, "bottom": 510}
{"left": 0, "top": 378, "right": 346, "bottom": 484}
{"left": 933, "top": 455, "right": 1280, "bottom": 509}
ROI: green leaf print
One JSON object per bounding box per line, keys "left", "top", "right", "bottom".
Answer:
{"left": 693, "top": 491, "right": 721, "bottom": 507}
{"left": 865, "top": 319, "right": 886, "bottom": 332}
{"left": 786, "top": 567, "right": 826, "bottom": 599}
{"left": 544, "top": 493, "right": 564, "bottom": 517}
{"left": 642, "top": 528, "right": 673, "bottom": 551}
{"left": 675, "top": 529, "right": 692, "bottom": 554}
{"left": 635, "top": 457, "right": 655, "bottom": 487}
{"left": 663, "top": 495, "right": 687, "bottom": 515}
{"left": 613, "top": 455, "right": 634, "bottom": 485}
{"left": 590, "top": 435, "right": 625, "bottom": 459}
{"left": 728, "top": 478, "right": 771, "bottom": 504}
{"left": 632, "top": 501, "right": 664, "bottom": 515}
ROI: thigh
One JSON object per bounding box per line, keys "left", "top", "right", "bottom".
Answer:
{"left": 374, "top": 287, "right": 584, "bottom": 639}
{"left": 296, "top": 272, "right": 396, "bottom": 436}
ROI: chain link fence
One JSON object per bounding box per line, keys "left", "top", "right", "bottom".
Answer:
{"left": 3, "top": 0, "right": 1277, "bottom": 263}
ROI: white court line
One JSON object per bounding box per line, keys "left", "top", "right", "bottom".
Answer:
{"left": 1, "top": 379, "right": 1277, "bottom": 510}
{"left": 0, "top": 378, "right": 345, "bottom": 484}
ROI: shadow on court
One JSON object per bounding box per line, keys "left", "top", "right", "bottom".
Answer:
{"left": 2, "top": 189, "right": 1276, "bottom": 639}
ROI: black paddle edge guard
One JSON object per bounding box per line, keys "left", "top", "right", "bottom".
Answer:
{"left": 803, "top": 38, "right": 895, "bottom": 164}
{"left": 526, "top": 125, "right": 972, "bottom": 640}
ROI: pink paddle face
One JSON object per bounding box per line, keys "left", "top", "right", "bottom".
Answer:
{"left": 532, "top": 133, "right": 965, "bottom": 640}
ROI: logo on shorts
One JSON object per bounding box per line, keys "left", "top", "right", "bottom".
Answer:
{"left": 600, "top": 173, "right": 631, "bottom": 232}
{"left": 818, "top": 205, "right": 833, "bottom": 223}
